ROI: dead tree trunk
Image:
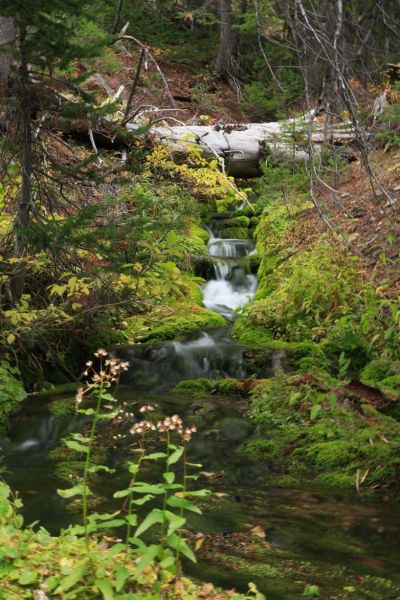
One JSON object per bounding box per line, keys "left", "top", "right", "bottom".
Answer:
{"left": 0, "top": 16, "right": 16, "bottom": 97}
{"left": 215, "top": 0, "right": 237, "bottom": 80}
{"left": 11, "top": 26, "right": 32, "bottom": 303}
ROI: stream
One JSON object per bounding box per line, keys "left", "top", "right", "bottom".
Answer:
{"left": 2, "top": 224, "right": 400, "bottom": 598}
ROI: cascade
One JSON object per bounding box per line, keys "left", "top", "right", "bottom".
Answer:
{"left": 202, "top": 227, "right": 257, "bottom": 321}
{"left": 118, "top": 223, "right": 257, "bottom": 388}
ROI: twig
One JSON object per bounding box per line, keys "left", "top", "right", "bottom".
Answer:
{"left": 116, "top": 35, "right": 177, "bottom": 108}
{"left": 123, "top": 47, "right": 147, "bottom": 122}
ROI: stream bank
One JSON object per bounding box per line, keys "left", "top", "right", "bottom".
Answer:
{"left": 3, "top": 210, "right": 400, "bottom": 599}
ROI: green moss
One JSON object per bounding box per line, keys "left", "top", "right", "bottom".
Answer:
{"left": 247, "top": 252, "right": 260, "bottom": 273}
{"left": 216, "top": 378, "right": 240, "bottom": 395}
{"left": 124, "top": 303, "right": 226, "bottom": 344}
{"left": 241, "top": 438, "right": 278, "bottom": 460}
{"left": 49, "top": 397, "right": 76, "bottom": 417}
{"left": 32, "top": 382, "right": 80, "bottom": 398}
{"left": 175, "top": 377, "right": 243, "bottom": 397}
{"left": 224, "top": 227, "right": 249, "bottom": 239}
{"left": 231, "top": 207, "right": 254, "bottom": 218}
{"left": 360, "top": 359, "right": 400, "bottom": 386}
{"left": 314, "top": 472, "right": 357, "bottom": 489}
{"left": 305, "top": 440, "right": 357, "bottom": 468}
{"left": 233, "top": 320, "right": 274, "bottom": 345}
{"left": 245, "top": 373, "right": 400, "bottom": 493}
{"left": 219, "top": 215, "right": 250, "bottom": 228}
{"left": 174, "top": 378, "right": 214, "bottom": 396}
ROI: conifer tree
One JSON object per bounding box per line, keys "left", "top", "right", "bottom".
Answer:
{"left": 0, "top": 0, "right": 107, "bottom": 300}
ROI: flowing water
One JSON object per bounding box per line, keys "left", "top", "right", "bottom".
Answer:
{"left": 3, "top": 224, "right": 400, "bottom": 598}
{"left": 202, "top": 228, "right": 257, "bottom": 320}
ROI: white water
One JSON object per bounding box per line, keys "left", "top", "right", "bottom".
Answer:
{"left": 202, "top": 228, "right": 257, "bottom": 320}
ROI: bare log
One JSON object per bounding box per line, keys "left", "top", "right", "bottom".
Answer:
{"left": 127, "top": 119, "right": 359, "bottom": 177}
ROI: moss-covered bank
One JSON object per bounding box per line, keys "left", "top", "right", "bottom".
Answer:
{"left": 0, "top": 362, "right": 27, "bottom": 437}
{"left": 240, "top": 374, "right": 400, "bottom": 493}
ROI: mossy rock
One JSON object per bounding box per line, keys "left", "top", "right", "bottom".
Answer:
{"left": 193, "top": 255, "right": 217, "bottom": 280}
{"left": 175, "top": 377, "right": 244, "bottom": 397}
{"left": 240, "top": 438, "right": 278, "bottom": 460}
{"left": 214, "top": 416, "right": 254, "bottom": 442}
{"left": 124, "top": 303, "right": 226, "bottom": 344}
{"left": 231, "top": 207, "right": 254, "bottom": 218}
{"left": 305, "top": 440, "right": 357, "bottom": 469}
{"left": 217, "top": 215, "right": 250, "bottom": 228}
{"left": 174, "top": 378, "right": 215, "bottom": 396}
{"left": 234, "top": 320, "right": 329, "bottom": 376}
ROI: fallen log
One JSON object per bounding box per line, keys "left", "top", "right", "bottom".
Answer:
{"left": 127, "top": 119, "right": 359, "bottom": 177}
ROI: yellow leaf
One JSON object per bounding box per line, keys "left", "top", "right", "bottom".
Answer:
{"left": 7, "top": 334, "right": 16, "bottom": 344}
{"left": 251, "top": 525, "right": 266, "bottom": 538}
{"left": 195, "top": 535, "right": 206, "bottom": 551}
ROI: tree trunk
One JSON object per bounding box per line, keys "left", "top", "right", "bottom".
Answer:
{"left": 112, "top": 0, "right": 124, "bottom": 34}
{"left": 11, "top": 27, "right": 32, "bottom": 303}
{"left": 0, "top": 16, "right": 16, "bottom": 97}
{"left": 215, "top": 0, "right": 237, "bottom": 80}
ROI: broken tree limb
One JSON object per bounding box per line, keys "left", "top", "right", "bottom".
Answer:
{"left": 127, "top": 117, "right": 360, "bottom": 177}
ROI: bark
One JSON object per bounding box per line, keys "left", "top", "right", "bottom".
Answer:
{"left": 215, "top": 0, "right": 237, "bottom": 79}
{"left": 11, "top": 27, "right": 32, "bottom": 303}
{"left": 0, "top": 16, "right": 16, "bottom": 97}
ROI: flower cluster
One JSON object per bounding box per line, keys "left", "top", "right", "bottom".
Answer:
{"left": 139, "top": 404, "right": 155, "bottom": 413}
{"left": 130, "top": 413, "right": 197, "bottom": 442}
{"left": 76, "top": 350, "right": 129, "bottom": 406}
{"left": 130, "top": 420, "right": 157, "bottom": 435}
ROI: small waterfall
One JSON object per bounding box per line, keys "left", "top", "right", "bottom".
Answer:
{"left": 119, "top": 328, "right": 245, "bottom": 390}
{"left": 116, "top": 222, "right": 258, "bottom": 389}
{"left": 202, "top": 230, "right": 257, "bottom": 321}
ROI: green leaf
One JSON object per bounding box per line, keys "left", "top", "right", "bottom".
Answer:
{"left": 143, "top": 452, "right": 167, "bottom": 460}
{"left": 57, "top": 484, "right": 87, "bottom": 498}
{"left": 329, "top": 394, "right": 337, "bottom": 413}
{"left": 125, "top": 514, "right": 138, "bottom": 526}
{"left": 289, "top": 392, "right": 301, "bottom": 406}
{"left": 113, "top": 488, "right": 133, "bottom": 498}
{"left": 95, "top": 519, "right": 125, "bottom": 530}
{"left": 303, "top": 583, "right": 320, "bottom": 597}
{"left": 134, "top": 544, "right": 160, "bottom": 578}
{"left": 167, "top": 447, "right": 184, "bottom": 466}
{"left": 184, "top": 489, "right": 211, "bottom": 497}
{"left": 131, "top": 494, "right": 154, "bottom": 506}
{"left": 88, "top": 465, "right": 115, "bottom": 474}
{"left": 95, "top": 578, "right": 114, "bottom": 600}
{"left": 135, "top": 508, "right": 164, "bottom": 537}
{"left": 167, "top": 533, "right": 196, "bottom": 563}
{"left": 18, "top": 569, "right": 38, "bottom": 585}
{"left": 166, "top": 230, "right": 177, "bottom": 247}
{"left": 165, "top": 510, "right": 186, "bottom": 535}
{"left": 115, "top": 565, "right": 130, "bottom": 592}
{"left": 55, "top": 561, "right": 88, "bottom": 593}
{"left": 130, "top": 484, "right": 165, "bottom": 495}
{"left": 163, "top": 471, "right": 175, "bottom": 484}
{"left": 167, "top": 496, "right": 201, "bottom": 514}
{"left": 64, "top": 440, "right": 88, "bottom": 453}
{"left": 310, "top": 404, "right": 321, "bottom": 420}
{"left": 88, "top": 511, "right": 121, "bottom": 522}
